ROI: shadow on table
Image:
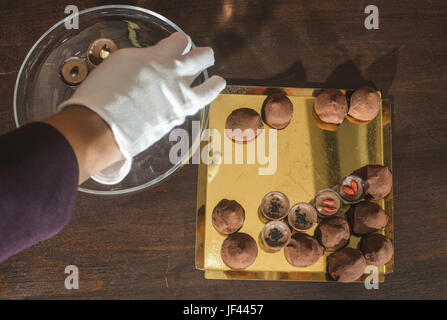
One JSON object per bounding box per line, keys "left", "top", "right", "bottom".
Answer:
{"left": 226, "top": 49, "right": 398, "bottom": 97}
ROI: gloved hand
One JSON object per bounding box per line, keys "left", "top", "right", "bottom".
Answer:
{"left": 58, "top": 32, "right": 226, "bottom": 185}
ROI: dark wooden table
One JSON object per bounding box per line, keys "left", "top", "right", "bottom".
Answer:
{"left": 0, "top": 0, "right": 446, "bottom": 299}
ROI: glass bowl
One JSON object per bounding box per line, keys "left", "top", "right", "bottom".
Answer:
{"left": 14, "top": 5, "right": 209, "bottom": 195}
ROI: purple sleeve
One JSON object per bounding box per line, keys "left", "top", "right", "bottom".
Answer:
{"left": 0, "top": 122, "right": 78, "bottom": 262}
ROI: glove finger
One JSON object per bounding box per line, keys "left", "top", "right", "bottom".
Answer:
{"left": 184, "top": 71, "right": 202, "bottom": 86}
{"left": 191, "top": 75, "right": 226, "bottom": 106}
{"left": 178, "top": 47, "right": 215, "bottom": 76}
{"left": 184, "top": 67, "right": 210, "bottom": 86}
{"left": 152, "top": 32, "right": 192, "bottom": 57}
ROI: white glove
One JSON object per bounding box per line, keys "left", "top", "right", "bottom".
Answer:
{"left": 58, "top": 32, "right": 226, "bottom": 185}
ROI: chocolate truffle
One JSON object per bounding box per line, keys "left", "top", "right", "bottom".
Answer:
{"left": 60, "top": 57, "right": 89, "bottom": 86}
{"left": 327, "top": 248, "right": 367, "bottom": 282}
{"left": 314, "top": 189, "right": 342, "bottom": 218}
{"left": 87, "top": 38, "right": 118, "bottom": 66}
{"left": 338, "top": 175, "right": 365, "bottom": 203}
{"left": 260, "top": 191, "right": 290, "bottom": 220}
{"left": 288, "top": 203, "right": 317, "bottom": 231}
{"left": 212, "top": 199, "right": 245, "bottom": 235}
{"left": 314, "top": 89, "right": 348, "bottom": 124}
{"left": 261, "top": 93, "right": 294, "bottom": 129}
{"left": 284, "top": 233, "right": 324, "bottom": 267}
{"left": 221, "top": 233, "right": 258, "bottom": 269}
{"left": 348, "top": 87, "right": 381, "bottom": 122}
{"left": 315, "top": 217, "right": 351, "bottom": 252}
{"left": 360, "top": 233, "right": 394, "bottom": 266}
{"left": 348, "top": 201, "right": 388, "bottom": 235}
{"left": 261, "top": 221, "right": 291, "bottom": 251}
{"left": 352, "top": 165, "right": 392, "bottom": 200}
{"left": 225, "top": 108, "right": 264, "bottom": 142}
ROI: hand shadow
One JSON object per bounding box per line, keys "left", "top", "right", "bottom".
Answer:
{"left": 226, "top": 49, "right": 398, "bottom": 99}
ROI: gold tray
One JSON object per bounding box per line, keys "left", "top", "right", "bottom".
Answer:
{"left": 196, "top": 86, "right": 393, "bottom": 282}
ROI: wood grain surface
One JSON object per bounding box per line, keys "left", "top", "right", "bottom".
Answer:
{"left": 0, "top": 0, "right": 446, "bottom": 299}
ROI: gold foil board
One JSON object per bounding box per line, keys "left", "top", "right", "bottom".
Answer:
{"left": 196, "top": 86, "right": 393, "bottom": 282}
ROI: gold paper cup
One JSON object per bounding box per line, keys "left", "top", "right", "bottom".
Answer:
{"left": 346, "top": 115, "right": 373, "bottom": 125}
{"left": 311, "top": 106, "right": 340, "bottom": 131}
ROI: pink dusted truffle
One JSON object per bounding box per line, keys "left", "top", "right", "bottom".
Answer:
{"left": 314, "top": 88, "right": 348, "bottom": 124}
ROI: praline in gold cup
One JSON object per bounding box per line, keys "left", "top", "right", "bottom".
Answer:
{"left": 60, "top": 57, "right": 89, "bottom": 86}
{"left": 345, "top": 115, "right": 373, "bottom": 125}
{"left": 338, "top": 175, "right": 365, "bottom": 203}
{"left": 311, "top": 106, "right": 340, "bottom": 131}
{"left": 288, "top": 203, "right": 318, "bottom": 232}
{"left": 346, "top": 87, "right": 381, "bottom": 123}
{"left": 312, "top": 88, "right": 348, "bottom": 131}
{"left": 260, "top": 191, "right": 290, "bottom": 221}
{"left": 313, "top": 189, "right": 343, "bottom": 218}
{"left": 260, "top": 221, "right": 291, "bottom": 251}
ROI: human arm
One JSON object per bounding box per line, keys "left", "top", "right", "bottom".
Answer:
{"left": 0, "top": 32, "right": 225, "bottom": 262}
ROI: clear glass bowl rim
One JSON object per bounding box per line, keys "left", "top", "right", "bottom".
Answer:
{"left": 13, "top": 5, "right": 210, "bottom": 196}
